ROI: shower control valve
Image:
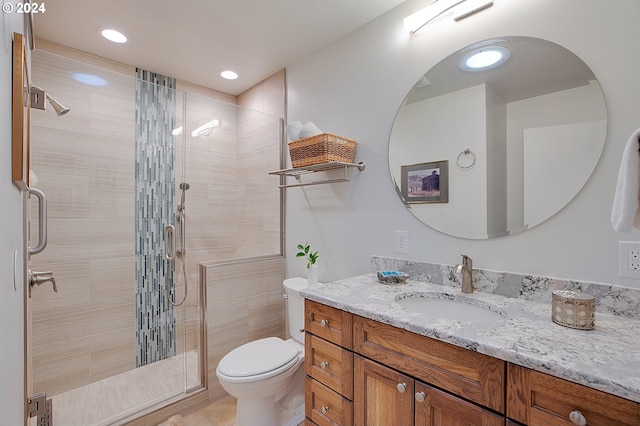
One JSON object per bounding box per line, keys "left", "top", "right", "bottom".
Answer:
{"left": 28, "top": 270, "right": 58, "bottom": 297}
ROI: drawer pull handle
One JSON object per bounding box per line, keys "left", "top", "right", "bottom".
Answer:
{"left": 321, "top": 406, "right": 329, "bottom": 414}
{"left": 397, "top": 382, "right": 407, "bottom": 393}
{"left": 415, "top": 391, "right": 425, "bottom": 403}
{"left": 320, "top": 361, "right": 329, "bottom": 369}
{"left": 320, "top": 319, "right": 329, "bottom": 327}
{"left": 569, "top": 410, "right": 587, "bottom": 426}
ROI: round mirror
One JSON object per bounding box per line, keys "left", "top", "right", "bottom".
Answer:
{"left": 389, "top": 36, "right": 607, "bottom": 239}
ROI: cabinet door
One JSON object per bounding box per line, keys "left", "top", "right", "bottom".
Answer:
{"left": 415, "top": 381, "right": 505, "bottom": 426}
{"left": 354, "top": 355, "right": 414, "bottom": 426}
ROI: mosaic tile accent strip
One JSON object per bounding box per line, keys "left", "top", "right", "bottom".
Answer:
{"left": 371, "top": 256, "right": 640, "bottom": 319}
{"left": 135, "top": 69, "right": 177, "bottom": 367}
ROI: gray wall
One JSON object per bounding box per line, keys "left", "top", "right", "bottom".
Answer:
{"left": 285, "top": 0, "right": 640, "bottom": 289}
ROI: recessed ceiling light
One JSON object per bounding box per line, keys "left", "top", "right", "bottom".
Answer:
{"left": 101, "top": 29, "right": 127, "bottom": 44}
{"left": 72, "top": 73, "right": 108, "bottom": 86}
{"left": 220, "top": 70, "right": 238, "bottom": 80}
{"left": 459, "top": 46, "right": 511, "bottom": 72}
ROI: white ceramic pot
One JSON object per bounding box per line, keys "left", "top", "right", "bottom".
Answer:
{"left": 307, "top": 264, "right": 318, "bottom": 288}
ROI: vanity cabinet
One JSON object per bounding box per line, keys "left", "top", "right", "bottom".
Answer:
{"left": 507, "top": 364, "right": 640, "bottom": 426}
{"left": 305, "top": 300, "right": 640, "bottom": 426}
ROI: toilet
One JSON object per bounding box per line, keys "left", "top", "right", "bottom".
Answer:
{"left": 216, "top": 277, "right": 307, "bottom": 426}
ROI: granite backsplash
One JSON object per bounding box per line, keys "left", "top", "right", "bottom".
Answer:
{"left": 372, "top": 256, "right": 640, "bottom": 319}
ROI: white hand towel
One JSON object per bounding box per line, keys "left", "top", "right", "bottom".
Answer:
{"left": 611, "top": 128, "right": 640, "bottom": 232}
{"left": 285, "top": 121, "right": 303, "bottom": 141}
{"left": 299, "top": 122, "right": 323, "bottom": 139}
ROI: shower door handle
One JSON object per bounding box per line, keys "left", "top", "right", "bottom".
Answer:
{"left": 164, "top": 224, "right": 176, "bottom": 261}
{"left": 28, "top": 187, "right": 48, "bottom": 256}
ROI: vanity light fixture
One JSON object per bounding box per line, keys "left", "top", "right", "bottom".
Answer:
{"left": 459, "top": 46, "right": 510, "bottom": 72}
{"left": 191, "top": 119, "right": 220, "bottom": 137}
{"left": 101, "top": 28, "right": 128, "bottom": 44}
{"left": 404, "top": 0, "right": 493, "bottom": 33}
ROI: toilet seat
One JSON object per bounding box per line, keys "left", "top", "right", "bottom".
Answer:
{"left": 217, "top": 337, "right": 301, "bottom": 384}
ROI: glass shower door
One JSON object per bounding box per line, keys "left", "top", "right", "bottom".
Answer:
{"left": 27, "top": 48, "right": 204, "bottom": 426}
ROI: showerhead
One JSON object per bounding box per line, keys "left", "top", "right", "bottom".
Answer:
{"left": 179, "top": 182, "right": 190, "bottom": 191}
{"left": 45, "top": 93, "right": 71, "bottom": 116}
{"left": 30, "top": 85, "right": 71, "bottom": 116}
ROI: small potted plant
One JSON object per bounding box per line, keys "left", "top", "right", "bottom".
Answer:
{"left": 296, "top": 242, "right": 319, "bottom": 287}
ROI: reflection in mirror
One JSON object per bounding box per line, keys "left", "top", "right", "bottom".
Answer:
{"left": 389, "top": 36, "right": 607, "bottom": 239}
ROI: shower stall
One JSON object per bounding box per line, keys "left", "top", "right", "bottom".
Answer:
{"left": 27, "top": 45, "right": 284, "bottom": 425}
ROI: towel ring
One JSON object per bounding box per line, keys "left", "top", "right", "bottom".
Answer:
{"left": 456, "top": 149, "right": 476, "bottom": 170}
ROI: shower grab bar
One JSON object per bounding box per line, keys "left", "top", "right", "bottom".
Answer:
{"left": 164, "top": 224, "right": 176, "bottom": 261}
{"left": 28, "top": 187, "right": 47, "bottom": 256}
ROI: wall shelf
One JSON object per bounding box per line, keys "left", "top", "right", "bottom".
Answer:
{"left": 269, "top": 161, "right": 366, "bottom": 188}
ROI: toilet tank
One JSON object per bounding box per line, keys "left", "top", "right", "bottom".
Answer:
{"left": 283, "top": 277, "right": 307, "bottom": 344}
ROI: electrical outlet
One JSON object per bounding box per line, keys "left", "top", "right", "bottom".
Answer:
{"left": 395, "top": 230, "right": 409, "bottom": 254}
{"left": 630, "top": 250, "right": 640, "bottom": 270}
{"left": 618, "top": 241, "right": 640, "bottom": 278}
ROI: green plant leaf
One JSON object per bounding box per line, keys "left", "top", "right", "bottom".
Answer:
{"left": 296, "top": 242, "right": 318, "bottom": 268}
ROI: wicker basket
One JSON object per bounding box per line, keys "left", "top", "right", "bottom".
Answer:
{"left": 288, "top": 133, "right": 357, "bottom": 168}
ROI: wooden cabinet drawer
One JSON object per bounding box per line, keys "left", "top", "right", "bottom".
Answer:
{"left": 306, "top": 300, "right": 353, "bottom": 349}
{"left": 306, "top": 376, "right": 354, "bottom": 426}
{"left": 306, "top": 333, "right": 354, "bottom": 399}
{"left": 507, "top": 364, "right": 640, "bottom": 426}
{"left": 353, "top": 315, "right": 505, "bottom": 413}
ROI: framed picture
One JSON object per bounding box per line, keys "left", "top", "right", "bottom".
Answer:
{"left": 401, "top": 160, "right": 448, "bottom": 204}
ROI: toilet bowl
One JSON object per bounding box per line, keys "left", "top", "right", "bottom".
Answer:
{"left": 216, "top": 277, "right": 307, "bottom": 426}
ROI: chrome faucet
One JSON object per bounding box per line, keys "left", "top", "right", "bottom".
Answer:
{"left": 455, "top": 255, "right": 474, "bottom": 294}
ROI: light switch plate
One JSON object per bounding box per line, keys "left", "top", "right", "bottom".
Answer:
{"left": 395, "top": 230, "right": 409, "bottom": 254}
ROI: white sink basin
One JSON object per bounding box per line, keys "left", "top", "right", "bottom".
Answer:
{"left": 396, "top": 293, "right": 506, "bottom": 325}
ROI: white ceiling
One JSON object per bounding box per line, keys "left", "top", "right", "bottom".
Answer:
{"left": 33, "top": 0, "right": 408, "bottom": 95}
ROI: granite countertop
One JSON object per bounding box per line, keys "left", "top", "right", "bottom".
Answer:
{"left": 300, "top": 273, "right": 640, "bottom": 404}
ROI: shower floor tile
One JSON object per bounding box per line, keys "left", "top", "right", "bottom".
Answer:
{"left": 50, "top": 351, "right": 200, "bottom": 426}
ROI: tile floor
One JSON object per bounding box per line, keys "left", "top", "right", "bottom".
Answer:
{"left": 158, "top": 395, "right": 306, "bottom": 426}
{"left": 157, "top": 395, "right": 237, "bottom": 426}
